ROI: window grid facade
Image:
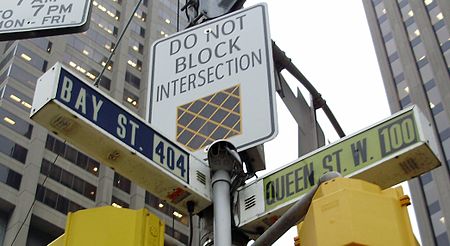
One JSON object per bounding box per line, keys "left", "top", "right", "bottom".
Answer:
{"left": 0, "top": 0, "right": 191, "bottom": 245}
{"left": 364, "top": 0, "right": 450, "bottom": 245}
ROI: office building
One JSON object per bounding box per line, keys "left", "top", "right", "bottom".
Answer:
{"left": 362, "top": 0, "right": 450, "bottom": 245}
{"left": 0, "top": 0, "right": 192, "bottom": 245}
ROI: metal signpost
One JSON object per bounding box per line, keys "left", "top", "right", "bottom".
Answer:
{"left": 0, "top": 0, "right": 91, "bottom": 41}
{"left": 234, "top": 106, "right": 441, "bottom": 236}
{"left": 147, "top": 3, "right": 277, "bottom": 160}
{"left": 30, "top": 63, "right": 211, "bottom": 214}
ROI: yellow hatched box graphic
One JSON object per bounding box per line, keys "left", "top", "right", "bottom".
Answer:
{"left": 176, "top": 84, "right": 242, "bottom": 151}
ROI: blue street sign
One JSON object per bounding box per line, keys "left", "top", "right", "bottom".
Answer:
{"left": 31, "top": 63, "right": 211, "bottom": 214}
{"left": 57, "top": 67, "right": 190, "bottom": 182}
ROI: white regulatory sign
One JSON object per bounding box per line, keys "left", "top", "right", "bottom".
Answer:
{"left": 148, "top": 3, "right": 278, "bottom": 160}
{"left": 0, "top": 0, "right": 91, "bottom": 41}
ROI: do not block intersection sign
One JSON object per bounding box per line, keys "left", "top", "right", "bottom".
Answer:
{"left": 147, "top": 3, "right": 278, "bottom": 160}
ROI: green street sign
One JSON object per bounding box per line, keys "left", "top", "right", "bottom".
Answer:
{"left": 235, "top": 106, "right": 441, "bottom": 236}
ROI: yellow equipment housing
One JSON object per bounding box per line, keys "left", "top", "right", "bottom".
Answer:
{"left": 48, "top": 206, "right": 164, "bottom": 246}
{"left": 297, "top": 177, "right": 419, "bottom": 246}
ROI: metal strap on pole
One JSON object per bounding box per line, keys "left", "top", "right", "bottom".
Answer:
{"left": 272, "top": 41, "right": 346, "bottom": 138}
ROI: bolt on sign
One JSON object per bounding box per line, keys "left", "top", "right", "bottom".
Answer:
{"left": 0, "top": 0, "right": 91, "bottom": 41}
{"left": 234, "top": 106, "right": 441, "bottom": 236}
{"left": 147, "top": 3, "right": 277, "bottom": 160}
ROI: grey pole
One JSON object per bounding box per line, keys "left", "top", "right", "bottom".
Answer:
{"left": 252, "top": 172, "right": 342, "bottom": 246}
{"left": 212, "top": 169, "right": 232, "bottom": 246}
{"left": 207, "top": 141, "right": 243, "bottom": 246}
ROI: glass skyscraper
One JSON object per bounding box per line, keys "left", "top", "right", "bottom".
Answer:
{"left": 363, "top": 0, "right": 450, "bottom": 245}
{"left": 0, "top": 0, "right": 193, "bottom": 245}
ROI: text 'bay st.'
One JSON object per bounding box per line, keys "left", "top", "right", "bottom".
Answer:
{"left": 59, "top": 76, "right": 140, "bottom": 148}
{"left": 56, "top": 68, "right": 189, "bottom": 182}
{"left": 155, "top": 13, "right": 264, "bottom": 102}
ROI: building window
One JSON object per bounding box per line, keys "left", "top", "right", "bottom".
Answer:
{"left": 0, "top": 162, "right": 22, "bottom": 189}
{"left": 127, "top": 54, "right": 142, "bottom": 71}
{"left": 66, "top": 36, "right": 113, "bottom": 71}
{"left": 410, "top": 36, "right": 421, "bottom": 47}
{"left": 40, "top": 159, "right": 97, "bottom": 201}
{"left": 29, "top": 38, "right": 52, "bottom": 53}
{"left": 129, "top": 38, "right": 144, "bottom": 54}
{"left": 439, "top": 128, "right": 450, "bottom": 141}
{"left": 420, "top": 172, "right": 433, "bottom": 185}
{"left": 436, "top": 232, "right": 449, "bottom": 246}
{"left": 15, "top": 45, "right": 48, "bottom": 72}
{"left": 0, "top": 134, "right": 27, "bottom": 163}
{"left": 45, "top": 135, "right": 100, "bottom": 176}
{"left": 0, "top": 70, "right": 7, "bottom": 84}
{"left": 123, "top": 89, "right": 139, "bottom": 108}
{"left": 383, "top": 32, "right": 393, "bottom": 42}
{"left": 8, "top": 64, "right": 39, "bottom": 89}
{"left": 0, "top": 50, "right": 13, "bottom": 72}
{"left": 400, "top": 95, "right": 412, "bottom": 107}
{"left": 145, "top": 191, "right": 187, "bottom": 225}
{"left": 431, "top": 103, "right": 444, "bottom": 115}
{"left": 111, "top": 196, "right": 129, "bottom": 208}
{"left": 429, "top": 200, "right": 441, "bottom": 215}
{"left": 425, "top": 0, "right": 436, "bottom": 9}
{"left": 3, "top": 41, "right": 15, "bottom": 54}
{"left": 1, "top": 86, "right": 33, "bottom": 112}
{"left": 424, "top": 78, "right": 436, "bottom": 91}
{"left": 165, "top": 225, "right": 189, "bottom": 245}
{"left": 130, "top": 22, "right": 145, "bottom": 37}
{"left": 433, "top": 19, "right": 445, "bottom": 30}
{"left": 403, "top": 17, "right": 414, "bottom": 28}
{"left": 81, "top": 28, "right": 116, "bottom": 52}
{"left": 0, "top": 107, "right": 33, "bottom": 138}
{"left": 417, "top": 56, "right": 428, "bottom": 68}
{"left": 92, "top": 0, "right": 121, "bottom": 21}
{"left": 388, "top": 51, "right": 399, "bottom": 63}
{"left": 36, "top": 185, "right": 85, "bottom": 214}
{"left": 394, "top": 73, "right": 405, "bottom": 84}
{"left": 371, "top": 0, "right": 382, "bottom": 6}
{"left": 442, "top": 40, "right": 450, "bottom": 53}
{"left": 113, "top": 172, "right": 131, "bottom": 193}
{"left": 378, "top": 14, "right": 387, "bottom": 24}
{"left": 63, "top": 55, "right": 111, "bottom": 90}
{"left": 125, "top": 71, "right": 140, "bottom": 89}
{"left": 134, "top": 8, "right": 147, "bottom": 22}
{"left": 91, "top": 13, "right": 119, "bottom": 36}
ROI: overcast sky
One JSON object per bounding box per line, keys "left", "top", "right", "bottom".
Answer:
{"left": 241, "top": 1, "right": 421, "bottom": 245}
